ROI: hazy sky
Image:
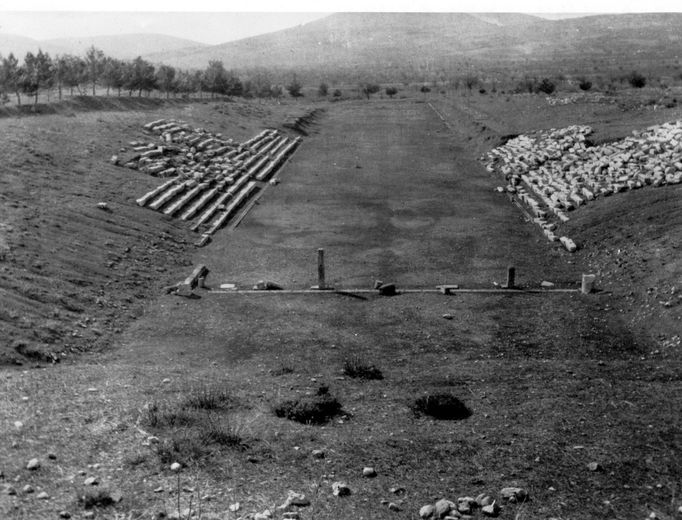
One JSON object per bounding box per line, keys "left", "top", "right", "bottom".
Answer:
{"left": 0, "top": 0, "right": 678, "bottom": 45}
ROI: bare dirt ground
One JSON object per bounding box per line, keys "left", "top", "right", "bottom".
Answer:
{"left": 1, "top": 92, "right": 680, "bottom": 520}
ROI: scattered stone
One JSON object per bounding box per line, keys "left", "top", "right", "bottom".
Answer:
{"left": 419, "top": 504, "right": 435, "bottom": 519}
{"left": 153, "top": 487, "right": 164, "bottom": 493}
{"left": 147, "top": 436, "right": 160, "bottom": 444}
{"left": 110, "top": 489, "right": 123, "bottom": 503}
{"left": 170, "top": 462, "right": 181, "bottom": 472}
{"left": 109, "top": 155, "right": 119, "bottom": 165}
{"left": 168, "top": 508, "right": 192, "bottom": 520}
{"left": 332, "top": 481, "right": 351, "bottom": 497}
{"left": 435, "top": 498, "right": 455, "bottom": 518}
{"left": 37, "top": 491, "right": 49, "bottom": 499}
{"left": 500, "top": 487, "right": 528, "bottom": 503}
{"left": 541, "top": 281, "right": 555, "bottom": 288}
{"left": 228, "top": 502, "right": 240, "bottom": 512}
{"left": 457, "top": 500, "right": 473, "bottom": 514}
{"left": 442, "top": 314, "right": 454, "bottom": 320}
{"left": 587, "top": 462, "right": 603, "bottom": 472}
{"left": 13, "top": 421, "right": 23, "bottom": 429}
{"left": 83, "top": 512, "right": 95, "bottom": 519}
{"left": 254, "top": 510, "right": 272, "bottom": 520}
{"left": 47, "top": 453, "right": 57, "bottom": 460}
{"left": 481, "top": 501, "right": 501, "bottom": 517}
{"left": 388, "top": 502, "right": 401, "bottom": 512}
{"left": 26, "top": 458, "right": 40, "bottom": 470}
{"left": 390, "top": 486, "right": 406, "bottom": 495}
{"left": 58, "top": 511, "right": 71, "bottom": 519}
{"left": 283, "top": 513, "right": 300, "bottom": 520}
{"left": 96, "top": 202, "right": 109, "bottom": 211}
{"left": 277, "top": 490, "right": 311, "bottom": 509}
{"left": 22, "top": 484, "right": 34, "bottom": 493}
{"left": 476, "top": 494, "right": 494, "bottom": 507}
{"left": 362, "top": 467, "right": 377, "bottom": 478}
{"left": 3, "top": 484, "right": 17, "bottom": 495}
{"left": 84, "top": 477, "right": 98, "bottom": 486}
{"left": 312, "top": 449, "right": 325, "bottom": 459}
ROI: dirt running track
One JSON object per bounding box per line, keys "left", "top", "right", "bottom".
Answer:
{"left": 196, "top": 99, "right": 581, "bottom": 289}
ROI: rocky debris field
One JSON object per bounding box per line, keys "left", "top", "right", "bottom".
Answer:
{"left": 128, "top": 120, "right": 302, "bottom": 244}
{"left": 483, "top": 120, "right": 682, "bottom": 251}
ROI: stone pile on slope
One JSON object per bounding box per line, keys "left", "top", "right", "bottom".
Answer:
{"left": 483, "top": 120, "right": 682, "bottom": 250}
{"left": 132, "top": 120, "right": 302, "bottom": 242}
{"left": 120, "top": 118, "right": 243, "bottom": 177}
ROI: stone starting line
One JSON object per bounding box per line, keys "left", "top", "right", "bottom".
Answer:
{"left": 169, "top": 250, "right": 596, "bottom": 298}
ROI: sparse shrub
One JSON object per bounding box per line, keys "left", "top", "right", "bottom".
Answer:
{"left": 578, "top": 78, "right": 592, "bottom": 91}
{"left": 413, "top": 393, "right": 471, "bottom": 420}
{"left": 514, "top": 78, "right": 536, "bottom": 94}
{"left": 287, "top": 76, "right": 303, "bottom": 97}
{"left": 628, "top": 71, "right": 647, "bottom": 88}
{"left": 161, "top": 409, "right": 195, "bottom": 427}
{"left": 122, "top": 450, "right": 149, "bottom": 468}
{"left": 183, "top": 385, "right": 232, "bottom": 410}
{"left": 274, "top": 391, "right": 342, "bottom": 424}
{"left": 479, "top": 88, "right": 487, "bottom": 94}
{"left": 537, "top": 78, "right": 556, "bottom": 95}
{"left": 385, "top": 86, "right": 398, "bottom": 98}
{"left": 342, "top": 356, "right": 383, "bottom": 380}
{"left": 156, "top": 431, "right": 209, "bottom": 465}
{"left": 332, "top": 89, "right": 342, "bottom": 98}
{"left": 420, "top": 85, "right": 431, "bottom": 93}
{"left": 78, "top": 487, "right": 115, "bottom": 509}
{"left": 270, "top": 365, "right": 295, "bottom": 376}
{"left": 199, "top": 419, "right": 243, "bottom": 448}
{"left": 318, "top": 82, "right": 328, "bottom": 97}
{"left": 361, "top": 83, "right": 381, "bottom": 99}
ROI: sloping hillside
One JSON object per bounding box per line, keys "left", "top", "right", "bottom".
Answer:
{"left": 145, "top": 12, "right": 682, "bottom": 81}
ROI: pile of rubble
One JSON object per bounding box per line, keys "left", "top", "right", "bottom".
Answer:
{"left": 483, "top": 120, "right": 682, "bottom": 251}
{"left": 419, "top": 487, "right": 528, "bottom": 518}
{"left": 127, "top": 119, "right": 301, "bottom": 244}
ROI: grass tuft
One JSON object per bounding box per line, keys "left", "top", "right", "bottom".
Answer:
{"left": 342, "top": 356, "right": 384, "bottom": 380}
{"left": 274, "top": 392, "right": 343, "bottom": 424}
{"left": 413, "top": 393, "right": 472, "bottom": 420}
{"left": 182, "top": 384, "right": 232, "bottom": 410}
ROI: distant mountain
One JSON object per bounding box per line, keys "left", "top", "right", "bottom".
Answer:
{"left": 144, "top": 12, "right": 682, "bottom": 81}
{"left": 43, "top": 34, "right": 207, "bottom": 60}
{"left": 0, "top": 33, "right": 206, "bottom": 61}
{"left": 0, "top": 34, "right": 69, "bottom": 58}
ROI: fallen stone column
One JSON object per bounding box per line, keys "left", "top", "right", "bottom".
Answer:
{"left": 149, "top": 181, "right": 192, "bottom": 211}
{"left": 559, "top": 236, "right": 577, "bottom": 252}
{"left": 191, "top": 191, "right": 233, "bottom": 231}
{"left": 206, "top": 181, "right": 258, "bottom": 235}
{"left": 143, "top": 119, "right": 166, "bottom": 130}
{"left": 242, "top": 129, "right": 271, "bottom": 148}
{"left": 246, "top": 155, "right": 271, "bottom": 178}
{"left": 164, "top": 182, "right": 209, "bottom": 217}
{"left": 136, "top": 178, "right": 179, "bottom": 207}
{"left": 180, "top": 185, "right": 221, "bottom": 221}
